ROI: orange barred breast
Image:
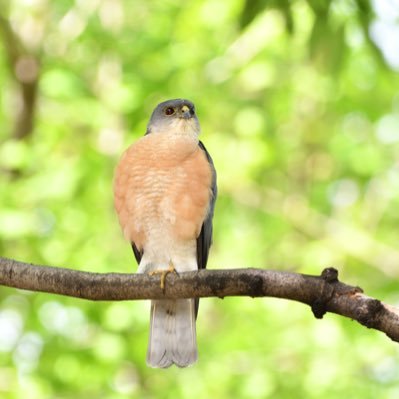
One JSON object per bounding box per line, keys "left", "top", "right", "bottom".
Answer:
{"left": 113, "top": 134, "right": 212, "bottom": 251}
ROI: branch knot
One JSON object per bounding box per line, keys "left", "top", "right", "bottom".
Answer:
{"left": 311, "top": 267, "right": 339, "bottom": 319}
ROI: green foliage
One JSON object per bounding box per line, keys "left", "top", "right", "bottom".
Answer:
{"left": 1, "top": 0, "right": 399, "bottom": 397}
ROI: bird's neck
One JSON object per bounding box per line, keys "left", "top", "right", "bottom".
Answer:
{"left": 138, "top": 132, "right": 199, "bottom": 164}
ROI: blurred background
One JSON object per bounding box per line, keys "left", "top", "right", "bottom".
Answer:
{"left": 1, "top": 0, "right": 399, "bottom": 397}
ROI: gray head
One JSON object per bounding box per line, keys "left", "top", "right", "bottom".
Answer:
{"left": 146, "top": 99, "right": 200, "bottom": 136}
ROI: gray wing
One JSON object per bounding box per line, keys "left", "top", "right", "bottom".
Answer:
{"left": 196, "top": 141, "right": 217, "bottom": 271}
{"left": 195, "top": 141, "right": 217, "bottom": 317}
{"left": 131, "top": 242, "right": 142, "bottom": 264}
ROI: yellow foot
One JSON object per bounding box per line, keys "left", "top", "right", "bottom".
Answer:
{"left": 149, "top": 261, "right": 177, "bottom": 290}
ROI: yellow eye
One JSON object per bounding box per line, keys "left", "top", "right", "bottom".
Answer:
{"left": 165, "top": 107, "right": 175, "bottom": 115}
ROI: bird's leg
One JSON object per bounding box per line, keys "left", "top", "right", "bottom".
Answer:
{"left": 149, "top": 260, "right": 178, "bottom": 290}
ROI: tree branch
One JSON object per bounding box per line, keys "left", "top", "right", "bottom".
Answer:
{"left": 0, "top": 15, "right": 40, "bottom": 141}
{"left": 1, "top": 256, "right": 398, "bottom": 343}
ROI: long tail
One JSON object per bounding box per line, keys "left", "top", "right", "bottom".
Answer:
{"left": 147, "top": 299, "right": 197, "bottom": 368}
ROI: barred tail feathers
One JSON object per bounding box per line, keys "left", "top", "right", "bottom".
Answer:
{"left": 146, "top": 299, "right": 198, "bottom": 368}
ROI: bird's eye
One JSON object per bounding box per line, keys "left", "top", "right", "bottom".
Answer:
{"left": 164, "top": 107, "right": 175, "bottom": 116}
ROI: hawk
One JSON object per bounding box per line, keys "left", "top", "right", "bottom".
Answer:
{"left": 113, "top": 99, "right": 217, "bottom": 368}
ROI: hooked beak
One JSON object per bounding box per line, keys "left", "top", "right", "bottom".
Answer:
{"left": 180, "top": 105, "right": 193, "bottom": 119}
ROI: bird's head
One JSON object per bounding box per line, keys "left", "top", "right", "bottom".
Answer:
{"left": 146, "top": 99, "right": 200, "bottom": 136}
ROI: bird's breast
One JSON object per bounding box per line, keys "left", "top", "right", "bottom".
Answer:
{"left": 114, "top": 134, "right": 212, "bottom": 251}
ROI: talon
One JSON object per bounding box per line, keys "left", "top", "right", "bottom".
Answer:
{"left": 167, "top": 260, "right": 176, "bottom": 274}
{"left": 149, "top": 261, "right": 177, "bottom": 290}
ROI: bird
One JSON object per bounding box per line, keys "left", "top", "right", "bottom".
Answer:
{"left": 113, "top": 98, "right": 217, "bottom": 368}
